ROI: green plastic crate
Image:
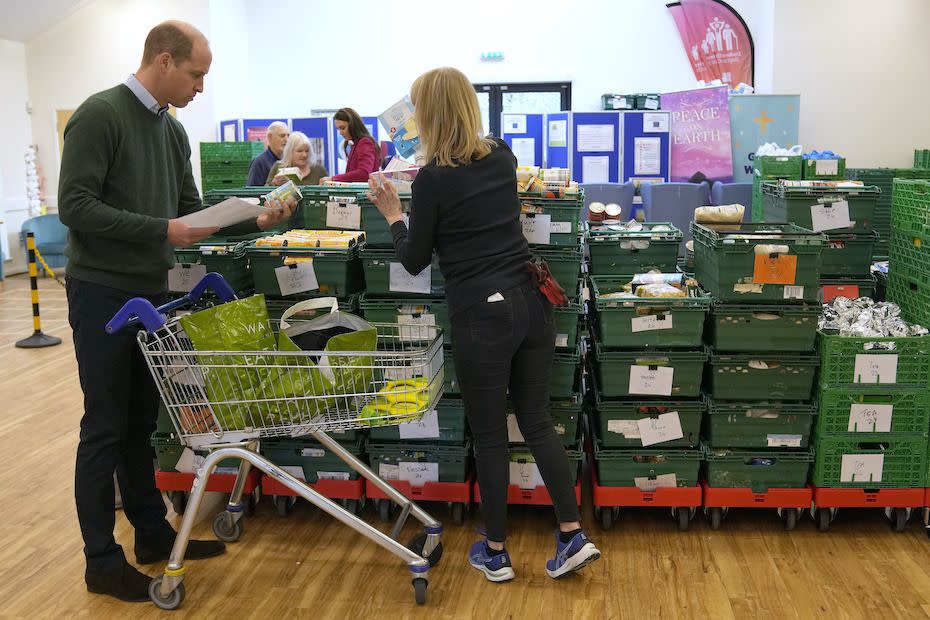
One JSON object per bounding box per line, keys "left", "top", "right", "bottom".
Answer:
{"left": 817, "top": 331, "right": 930, "bottom": 388}
{"left": 709, "top": 302, "right": 820, "bottom": 352}
{"left": 359, "top": 295, "right": 450, "bottom": 345}
{"left": 692, "top": 223, "right": 825, "bottom": 303}
{"left": 531, "top": 244, "right": 583, "bottom": 299}
{"left": 299, "top": 186, "right": 412, "bottom": 245}
{"left": 802, "top": 158, "right": 847, "bottom": 181}
{"left": 592, "top": 397, "right": 703, "bottom": 448}
{"left": 888, "top": 230, "right": 930, "bottom": 286}
{"left": 888, "top": 272, "right": 930, "bottom": 327}
{"left": 246, "top": 242, "right": 364, "bottom": 298}
{"left": 601, "top": 94, "right": 635, "bottom": 110}
{"left": 200, "top": 141, "right": 265, "bottom": 161}
{"left": 816, "top": 387, "right": 930, "bottom": 436}
{"left": 594, "top": 344, "right": 707, "bottom": 398}
{"left": 507, "top": 396, "right": 583, "bottom": 446}
{"left": 509, "top": 440, "right": 583, "bottom": 486}
{"left": 704, "top": 446, "right": 813, "bottom": 492}
{"left": 519, "top": 194, "right": 583, "bottom": 246}
{"left": 708, "top": 352, "right": 819, "bottom": 400}
{"left": 820, "top": 232, "right": 877, "bottom": 277}
{"left": 891, "top": 179, "right": 930, "bottom": 239}
{"left": 156, "top": 403, "right": 174, "bottom": 434}
{"left": 594, "top": 441, "right": 702, "bottom": 487}
{"left": 443, "top": 348, "right": 459, "bottom": 395}
{"left": 591, "top": 276, "right": 710, "bottom": 348}
{"left": 152, "top": 433, "right": 240, "bottom": 472}
{"left": 366, "top": 440, "right": 470, "bottom": 484}
{"left": 586, "top": 223, "right": 682, "bottom": 276}
{"left": 633, "top": 94, "right": 661, "bottom": 110}
{"left": 818, "top": 276, "right": 876, "bottom": 303}
{"left": 551, "top": 348, "right": 583, "bottom": 398}
{"left": 368, "top": 397, "right": 467, "bottom": 443}
{"left": 812, "top": 436, "right": 927, "bottom": 488}
{"left": 553, "top": 295, "right": 584, "bottom": 351}
{"left": 171, "top": 236, "right": 264, "bottom": 294}
{"left": 260, "top": 437, "right": 364, "bottom": 483}
{"left": 916, "top": 149, "right": 930, "bottom": 169}
{"left": 704, "top": 398, "right": 817, "bottom": 449}
{"left": 360, "top": 246, "right": 445, "bottom": 296}
{"left": 761, "top": 182, "right": 877, "bottom": 231}
{"left": 754, "top": 155, "right": 802, "bottom": 180}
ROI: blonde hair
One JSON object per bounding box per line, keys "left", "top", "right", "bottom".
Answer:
{"left": 280, "top": 131, "right": 309, "bottom": 167}
{"left": 410, "top": 67, "right": 494, "bottom": 167}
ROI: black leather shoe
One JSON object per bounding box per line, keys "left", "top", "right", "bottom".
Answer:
{"left": 136, "top": 537, "right": 226, "bottom": 564}
{"left": 86, "top": 561, "right": 152, "bottom": 602}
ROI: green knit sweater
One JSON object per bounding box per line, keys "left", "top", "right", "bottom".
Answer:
{"left": 59, "top": 84, "right": 211, "bottom": 293}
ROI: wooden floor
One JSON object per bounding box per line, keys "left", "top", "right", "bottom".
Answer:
{"left": 3, "top": 274, "right": 930, "bottom": 619}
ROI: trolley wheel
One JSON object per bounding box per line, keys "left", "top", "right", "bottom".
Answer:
{"left": 708, "top": 507, "right": 723, "bottom": 531}
{"left": 407, "top": 532, "right": 443, "bottom": 568}
{"left": 274, "top": 496, "right": 294, "bottom": 518}
{"left": 925, "top": 525, "right": 930, "bottom": 540}
{"left": 168, "top": 491, "right": 187, "bottom": 516}
{"left": 412, "top": 577, "right": 428, "bottom": 605}
{"left": 816, "top": 508, "right": 832, "bottom": 532}
{"left": 598, "top": 506, "right": 615, "bottom": 531}
{"left": 149, "top": 576, "right": 186, "bottom": 611}
{"left": 378, "top": 499, "right": 393, "bottom": 523}
{"left": 451, "top": 502, "right": 466, "bottom": 526}
{"left": 212, "top": 511, "right": 244, "bottom": 542}
{"left": 782, "top": 508, "right": 799, "bottom": 532}
{"left": 675, "top": 507, "right": 691, "bottom": 532}
{"left": 341, "top": 498, "right": 360, "bottom": 515}
{"left": 892, "top": 507, "right": 909, "bottom": 533}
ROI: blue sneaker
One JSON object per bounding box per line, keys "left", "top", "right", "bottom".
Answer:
{"left": 545, "top": 531, "right": 601, "bottom": 578}
{"left": 468, "top": 540, "right": 515, "bottom": 582}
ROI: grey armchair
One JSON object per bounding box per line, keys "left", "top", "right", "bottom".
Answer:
{"left": 640, "top": 182, "right": 711, "bottom": 252}
{"left": 711, "top": 181, "right": 753, "bottom": 210}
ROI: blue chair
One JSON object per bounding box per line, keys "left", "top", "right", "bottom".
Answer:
{"left": 579, "top": 182, "right": 635, "bottom": 222}
{"left": 20, "top": 214, "right": 69, "bottom": 275}
{"left": 640, "top": 182, "right": 711, "bottom": 253}
{"left": 711, "top": 181, "right": 753, "bottom": 209}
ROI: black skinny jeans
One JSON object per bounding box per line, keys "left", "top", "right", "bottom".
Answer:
{"left": 451, "top": 281, "right": 580, "bottom": 542}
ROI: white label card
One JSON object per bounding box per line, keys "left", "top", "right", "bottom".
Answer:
{"left": 783, "top": 286, "right": 804, "bottom": 300}
{"left": 507, "top": 414, "right": 525, "bottom": 443}
{"left": 398, "top": 409, "right": 441, "bottom": 439}
{"left": 550, "top": 221, "right": 572, "bottom": 234}
{"left": 378, "top": 463, "right": 399, "bottom": 480}
{"left": 326, "top": 201, "right": 361, "bottom": 229}
{"left": 848, "top": 403, "right": 894, "bottom": 433}
{"left": 607, "top": 419, "right": 641, "bottom": 438}
{"left": 275, "top": 262, "right": 319, "bottom": 295}
{"left": 389, "top": 262, "right": 431, "bottom": 294}
{"left": 555, "top": 333, "right": 569, "bottom": 348}
{"left": 815, "top": 159, "right": 840, "bottom": 176}
{"left": 629, "top": 365, "right": 674, "bottom": 396}
{"left": 281, "top": 465, "right": 306, "bottom": 481}
{"left": 399, "top": 461, "right": 439, "bottom": 486}
{"left": 300, "top": 448, "right": 325, "bottom": 457}
{"left": 634, "top": 473, "right": 677, "bottom": 491}
{"left": 631, "top": 313, "right": 674, "bottom": 333}
{"left": 810, "top": 200, "right": 851, "bottom": 232}
{"left": 520, "top": 213, "right": 552, "bottom": 244}
{"left": 643, "top": 112, "right": 668, "bottom": 132}
{"left": 317, "top": 471, "right": 351, "bottom": 481}
{"left": 168, "top": 263, "right": 207, "bottom": 292}
{"left": 510, "top": 461, "right": 544, "bottom": 490}
{"left": 397, "top": 313, "right": 437, "bottom": 342}
{"left": 637, "top": 412, "right": 683, "bottom": 446}
{"left": 840, "top": 454, "right": 884, "bottom": 483}
{"left": 767, "top": 434, "right": 802, "bottom": 447}
{"left": 853, "top": 354, "right": 898, "bottom": 384}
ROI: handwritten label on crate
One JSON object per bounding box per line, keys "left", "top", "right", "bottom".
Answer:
{"left": 520, "top": 213, "right": 552, "bottom": 244}
{"left": 507, "top": 414, "right": 525, "bottom": 443}
{"left": 378, "top": 463, "right": 400, "bottom": 480}
{"left": 783, "top": 286, "right": 805, "bottom": 300}
{"left": 840, "top": 453, "right": 884, "bottom": 483}
{"left": 810, "top": 200, "right": 851, "bottom": 232}
{"left": 753, "top": 254, "right": 797, "bottom": 285}
{"left": 637, "top": 412, "right": 683, "bottom": 447}
{"left": 629, "top": 365, "right": 674, "bottom": 396}
{"left": 390, "top": 262, "right": 431, "bottom": 294}
{"left": 555, "top": 333, "right": 569, "bottom": 348}
{"left": 168, "top": 263, "right": 207, "bottom": 292}
{"left": 550, "top": 221, "right": 572, "bottom": 234}
{"left": 398, "top": 409, "right": 441, "bottom": 439}
{"left": 397, "top": 313, "right": 437, "bottom": 342}
{"left": 631, "top": 313, "right": 674, "bottom": 333}
{"left": 848, "top": 403, "right": 894, "bottom": 433}
{"left": 399, "top": 461, "right": 439, "bottom": 486}
{"left": 326, "top": 201, "right": 361, "bottom": 229}
{"left": 815, "top": 159, "right": 840, "bottom": 176}
{"left": 317, "top": 471, "right": 351, "bottom": 481}
{"left": 607, "top": 419, "right": 641, "bottom": 438}
{"left": 767, "top": 434, "right": 802, "bottom": 448}
{"left": 509, "top": 461, "right": 544, "bottom": 490}
{"left": 853, "top": 354, "right": 898, "bottom": 384}
{"left": 275, "top": 261, "right": 319, "bottom": 295}
{"left": 634, "top": 473, "right": 677, "bottom": 492}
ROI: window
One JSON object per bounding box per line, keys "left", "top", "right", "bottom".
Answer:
{"left": 473, "top": 82, "right": 571, "bottom": 137}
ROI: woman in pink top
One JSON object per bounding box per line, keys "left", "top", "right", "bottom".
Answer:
{"left": 321, "top": 107, "right": 382, "bottom": 183}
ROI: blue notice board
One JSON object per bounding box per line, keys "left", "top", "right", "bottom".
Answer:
{"left": 501, "top": 113, "right": 544, "bottom": 167}
{"left": 620, "top": 111, "right": 671, "bottom": 182}
{"left": 241, "top": 118, "right": 287, "bottom": 143}
{"left": 218, "top": 120, "right": 239, "bottom": 142}
{"left": 291, "top": 117, "right": 334, "bottom": 174}
{"left": 545, "top": 112, "right": 570, "bottom": 170}
{"left": 571, "top": 112, "right": 621, "bottom": 183}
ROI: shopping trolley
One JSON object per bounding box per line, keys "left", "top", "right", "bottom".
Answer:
{"left": 107, "top": 273, "right": 446, "bottom": 609}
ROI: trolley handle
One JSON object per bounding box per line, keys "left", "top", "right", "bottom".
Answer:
{"left": 105, "top": 272, "right": 236, "bottom": 334}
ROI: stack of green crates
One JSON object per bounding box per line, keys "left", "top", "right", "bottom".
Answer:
{"left": 170, "top": 232, "right": 269, "bottom": 297}
{"left": 888, "top": 180, "right": 930, "bottom": 327}
{"left": 199, "top": 142, "right": 265, "bottom": 193}
{"left": 506, "top": 394, "right": 585, "bottom": 489}
{"left": 846, "top": 167, "right": 930, "bottom": 260}
{"left": 813, "top": 331, "right": 930, "bottom": 489}
{"left": 915, "top": 149, "right": 930, "bottom": 169}
{"left": 752, "top": 155, "right": 802, "bottom": 222}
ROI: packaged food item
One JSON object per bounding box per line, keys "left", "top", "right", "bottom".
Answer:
{"left": 604, "top": 203, "right": 622, "bottom": 221}
{"left": 588, "top": 202, "right": 606, "bottom": 222}
{"left": 694, "top": 204, "right": 745, "bottom": 224}
{"left": 264, "top": 180, "right": 302, "bottom": 205}
{"left": 819, "top": 297, "right": 929, "bottom": 337}
{"left": 634, "top": 283, "right": 688, "bottom": 298}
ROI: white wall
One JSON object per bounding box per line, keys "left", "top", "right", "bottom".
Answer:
{"left": 0, "top": 38, "right": 33, "bottom": 274}
{"left": 773, "top": 0, "right": 930, "bottom": 168}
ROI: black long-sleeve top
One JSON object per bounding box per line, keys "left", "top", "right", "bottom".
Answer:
{"left": 389, "top": 139, "right": 532, "bottom": 316}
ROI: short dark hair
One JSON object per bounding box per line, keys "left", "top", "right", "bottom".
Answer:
{"left": 142, "top": 23, "right": 194, "bottom": 65}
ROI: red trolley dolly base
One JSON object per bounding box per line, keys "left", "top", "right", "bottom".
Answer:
{"left": 473, "top": 477, "right": 583, "bottom": 509}
{"left": 922, "top": 489, "right": 930, "bottom": 538}
{"left": 591, "top": 468, "right": 701, "bottom": 532}
{"left": 155, "top": 468, "right": 263, "bottom": 517}
{"left": 366, "top": 477, "right": 473, "bottom": 526}
{"left": 812, "top": 486, "right": 924, "bottom": 533}
{"left": 262, "top": 474, "right": 366, "bottom": 518}
{"left": 702, "top": 484, "right": 813, "bottom": 531}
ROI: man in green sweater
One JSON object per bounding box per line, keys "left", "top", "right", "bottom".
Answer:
{"left": 59, "top": 21, "right": 293, "bottom": 603}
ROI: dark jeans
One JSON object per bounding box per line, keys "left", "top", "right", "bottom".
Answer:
{"left": 67, "top": 277, "right": 174, "bottom": 573}
{"left": 451, "top": 282, "right": 580, "bottom": 542}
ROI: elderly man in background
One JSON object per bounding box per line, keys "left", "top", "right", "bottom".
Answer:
{"left": 247, "top": 121, "right": 289, "bottom": 185}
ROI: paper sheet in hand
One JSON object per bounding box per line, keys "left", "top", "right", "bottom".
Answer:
{"left": 180, "top": 197, "right": 277, "bottom": 228}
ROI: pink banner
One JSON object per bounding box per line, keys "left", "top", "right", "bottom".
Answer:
{"left": 668, "top": 0, "right": 753, "bottom": 87}
{"left": 663, "top": 86, "right": 733, "bottom": 182}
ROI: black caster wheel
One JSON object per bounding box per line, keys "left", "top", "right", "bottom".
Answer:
{"left": 816, "top": 508, "right": 832, "bottom": 532}
{"left": 378, "top": 499, "right": 393, "bottom": 523}
{"left": 149, "top": 576, "right": 186, "bottom": 610}
{"left": 598, "top": 506, "right": 615, "bottom": 531}
{"left": 708, "top": 507, "right": 723, "bottom": 531}
{"left": 892, "top": 507, "right": 909, "bottom": 533}
{"left": 168, "top": 491, "right": 187, "bottom": 516}
{"left": 274, "top": 496, "right": 294, "bottom": 518}
{"left": 245, "top": 491, "right": 258, "bottom": 516}
{"left": 782, "top": 508, "right": 799, "bottom": 531}
{"left": 451, "top": 502, "right": 466, "bottom": 526}
{"left": 407, "top": 532, "right": 443, "bottom": 567}
{"left": 675, "top": 507, "right": 691, "bottom": 532}
{"left": 341, "top": 498, "right": 360, "bottom": 515}
{"left": 412, "top": 577, "right": 428, "bottom": 605}
{"left": 213, "top": 511, "right": 244, "bottom": 542}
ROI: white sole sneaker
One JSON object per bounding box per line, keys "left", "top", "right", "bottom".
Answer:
{"left": 546, "top": 542, "right": 601, "bottom": 579}
{"left": 469, "top": 559, "right": 516, "bottom": 582}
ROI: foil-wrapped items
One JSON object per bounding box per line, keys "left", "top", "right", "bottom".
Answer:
{"left": 819, "top": 296, "right": 929, "bottom": 337}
